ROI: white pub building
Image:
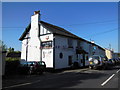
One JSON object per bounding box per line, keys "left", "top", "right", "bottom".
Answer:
{"left": 19, "top": 11, "right": 105, "bottom": 69}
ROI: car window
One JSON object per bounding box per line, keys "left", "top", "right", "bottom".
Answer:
{"left": 38, "top": 61, "right": 45, "bottom": 65}
{"left": 92, "top": 56, "right": 99, "bottom": 60}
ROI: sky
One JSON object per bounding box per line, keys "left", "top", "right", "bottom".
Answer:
{"left": 2, "top": 2, "right": 118, "bottom": 52}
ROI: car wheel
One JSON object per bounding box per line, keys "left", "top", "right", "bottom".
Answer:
{"left": 89, "top": 66, "right": 93, "bottom": 69}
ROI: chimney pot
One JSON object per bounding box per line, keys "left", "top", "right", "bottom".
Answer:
{"left": 34, "top": 10, "right": 40, "bottom": 15}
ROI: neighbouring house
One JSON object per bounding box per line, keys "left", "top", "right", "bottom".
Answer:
{"left": 113, "top": 52, "right": 119, "bottom": 59}
{"left": 105, "top": 48, "right": 114, "bottom": 59}
{"left": 19, "top": 11, "right": 106, "bottom": 69}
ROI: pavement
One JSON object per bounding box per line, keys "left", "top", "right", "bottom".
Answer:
{"left": 2, "top": 65, "right": 120, "bottom": 89}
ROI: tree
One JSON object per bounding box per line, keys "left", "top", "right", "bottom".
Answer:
{"left": 0, "top": 40, "right": 7, "bottom": 51}
{"left": 8, "top": 47, "right": 14, "bottom": 52}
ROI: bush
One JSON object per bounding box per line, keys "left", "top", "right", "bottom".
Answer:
{"left": 6, "top": 57, "right": 20, "bottom": 61}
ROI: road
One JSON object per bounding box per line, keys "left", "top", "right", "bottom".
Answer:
{"left": 2, "top": 65, "right": 120, "bottom": 89}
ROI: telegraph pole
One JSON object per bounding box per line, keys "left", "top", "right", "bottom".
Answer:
{"left": 109, "top": 44, "right": 111, "bottom": 50}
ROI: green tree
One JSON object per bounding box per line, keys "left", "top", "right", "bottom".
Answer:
{"left": 8, "top": 47, "right": 14, "bottom": 52}
{"left": 0, "top": 40, "right": 7, "bottom": 51}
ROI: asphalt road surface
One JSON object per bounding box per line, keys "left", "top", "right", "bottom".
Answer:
{"left": 2, "top": 65, "right": 120, "bottom": 89}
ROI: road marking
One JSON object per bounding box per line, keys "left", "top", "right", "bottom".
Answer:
{"left": 101, "top": 74, "right": 115, "bottom": 86}
{"left": 3, "top": 82, "right": 31, "bottom": 89}
{"left": 116, "top": 69, "right": 120, "bottom": 73}
{"left": 3, "top": 79, "right": 42, "bottom": 89}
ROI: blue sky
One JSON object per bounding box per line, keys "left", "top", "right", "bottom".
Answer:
{"left": 2, "top": 2, "right": 118, "bottom": 52}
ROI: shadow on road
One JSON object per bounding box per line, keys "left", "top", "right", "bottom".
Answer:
{"left": 104, "top": 65, "right": 120, "bottom": 71}
{"left": 8, "top": 70, "right": 108, "bottom": 88}
{"left": 3, "top": 65, "right": 120, "bottom": 89}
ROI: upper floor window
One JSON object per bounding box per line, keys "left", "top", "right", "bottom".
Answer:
{"left": 59, "top": 52, "right": 63, "bottom": 59}
{"left": 77, "top": 40, "right": 81, "bottom": 48}
{"left": 68, "top": 38, "right": 73, "bottom": 48}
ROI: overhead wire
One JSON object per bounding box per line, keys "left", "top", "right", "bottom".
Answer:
{"left": 84, "top": 28, "right": 118, "bottom": 38}
{"left": 59, "top": 19, "right": 117, "bottom": 27}
{"left": 1, "top": 19, "right": 118, "bottom": 28}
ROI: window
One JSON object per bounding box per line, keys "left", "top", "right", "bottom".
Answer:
{"left": 92, "top": 56, "right": 99, "bottom": 60}
{"left": 76, "top": 54, "right": 79, "bottom": 60}
{"left": 86, "top": 56, "right": 88, "bottom": 60}
{"left": 41, "top": 41, "right": 52, "bottom": 48}
{"left": 68, "top": 38, "right": 73, "bottom": 48}
{"left": 77, "top": 40, "right": 81, "bottom": 47}
{"left": 59, "top": 52, "right": 63, "bottom": 59}
{"left": 68, "top": 56, "right": 72, "bottom": 66}
{"left": 81, "top": 59, "right": 83, "bottom": 63}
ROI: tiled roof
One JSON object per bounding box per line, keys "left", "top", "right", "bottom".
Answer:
{"left": 19, "top": 21, "right": 105, "bottom": 50}
{"left": 19, "top": 23, "right": 31, "bottom": 41}
{"left": 40, "top": 21, "right": 87, "bottom": 41}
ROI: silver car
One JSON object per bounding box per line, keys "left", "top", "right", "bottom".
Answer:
{"left": 89, "top": 55, "right": 108, "bottom": 69}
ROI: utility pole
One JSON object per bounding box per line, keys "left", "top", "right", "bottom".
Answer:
{"left": 109, "top": 44, "right": 111, "bottom": 50}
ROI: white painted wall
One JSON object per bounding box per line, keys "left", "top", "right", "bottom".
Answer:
{"left": 42, "top": 49, "right": 53, "bottom": 68}
{"left": 20, "top": 12, "right": 106, "bottom": 69}
{"left": 26, "top": 14, "right": 40, "bottom": 61}
{"left": 40, "top": 34, "right": 54, "bottom": 68}
{"left": 40, "top": 25, "right": 50, "bottom": 35}
{"left": 21, "top": 38, "right": 27, "bottom": 61}
{"left": 55, "top": 35, "right": 76, "bottom": 69}
{"left": 21, "top": 13, "right": 54, "bottom": 68}
{"left": 54, "top": 35, "right": 94, "bottom": 69}
{"left": 79, "top": 41, "right": 89, "bottom": 66}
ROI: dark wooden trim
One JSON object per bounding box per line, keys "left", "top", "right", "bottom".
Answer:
{"left": 40, "top": 33, "right": 52, "bottom": 36}
{"left": 53, "top": 33, "right": 85, "bottom": 41}
{"left": 19, "top": 23, "right": 31, "bottom": 41}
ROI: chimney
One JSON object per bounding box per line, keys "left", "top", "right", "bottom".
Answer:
{"left": 34, "top": 10, "right": 40, "bottom": 15}
{"left": 30, "top": 10, "right": 40, "bottom": 37}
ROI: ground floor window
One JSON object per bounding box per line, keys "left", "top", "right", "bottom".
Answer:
{"left": 41, "top": 41, "right": 53, "bottom": 48}
{"left": 76, "top": 54, "right": 79, "bottom": 60}
{"left": 86, "top": 55, "right": 88, "bottom": 60}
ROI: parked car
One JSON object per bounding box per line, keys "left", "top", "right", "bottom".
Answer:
{"left": 116, "top": 58, "right": 120, "bottom": 64}
{"left": 18, "top": 60, "right": 46, "bottom": 75}
{"left": 107, "top": 59, "right": 113, "bottom": 66}
{"left": 115, "top": 58, "right": 119, "bottom": 64}
{"left": 28, "top": 61, "right": 46, "bottom": 75}
{"left": 111, "top": 59, "right": 116, "bottom": 65}
{"left": 118, "top": 58, "right": 120, "bottom": 64}
{"left": 113, "top": 59, "right": 117, "bottom": 65}
{"left": 89, "top": 55, "right": 108, "bottom": 69}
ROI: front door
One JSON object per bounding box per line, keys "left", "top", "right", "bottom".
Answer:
{"left": 82, "top": 54, "right": 85, "bottom": 67}
{"left": 68, "top": 56, "right": 72, "bottom": 66}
